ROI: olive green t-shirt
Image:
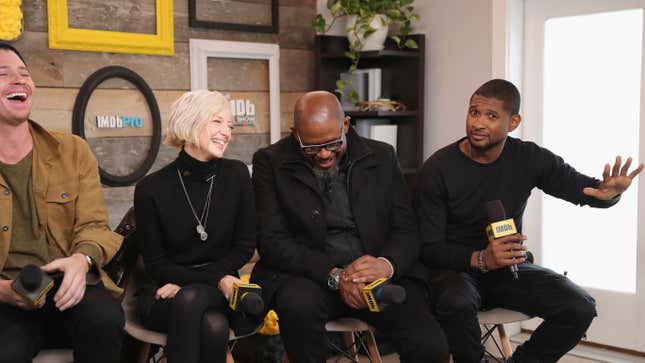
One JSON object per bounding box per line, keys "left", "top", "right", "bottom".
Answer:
{"left": 0, "top": 152, "right": 62, "bottom": 279}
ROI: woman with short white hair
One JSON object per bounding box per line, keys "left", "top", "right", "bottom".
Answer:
{"left": 134, "top": 90, "right": 259, "bottom": 363}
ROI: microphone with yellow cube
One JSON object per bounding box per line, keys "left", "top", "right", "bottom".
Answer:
{"left": 229, "top": 281, "right": 264, "bottom": 316}
{"left": 485, "top": 200, "right": 520, "bottom": 279}
{"left": 361, "top": 278, "right": 406, "bottom": 312}
{"left": 485, "top": 217, "right": 518, "bottom": 242}
{"left": 11, "top": 264, "right": 57, "bottom": 307}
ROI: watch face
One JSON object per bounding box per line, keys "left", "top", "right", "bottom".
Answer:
{"left": 328, "top": 271, "right": 340, "bottom": 290}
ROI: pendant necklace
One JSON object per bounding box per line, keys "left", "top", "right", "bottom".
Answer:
{"left": 177, "top": 168, "right": 214, "bottom": 242}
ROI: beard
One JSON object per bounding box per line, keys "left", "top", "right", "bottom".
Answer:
{"left": 468, "top": 134, "right": 506, "bottom": 153}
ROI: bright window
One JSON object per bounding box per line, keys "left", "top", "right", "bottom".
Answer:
{"left": 542, "top": 9, "right": 642, "bottom": 293}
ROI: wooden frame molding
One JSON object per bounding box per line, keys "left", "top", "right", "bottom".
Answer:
{"left": 189, "top": 39, "right": 281, "bottom": 143}
{"left": 47, "top": 0, "right": 174, "bottom": 56}
{"left": 188, "top": 0, "right": 279, "bottom": 34}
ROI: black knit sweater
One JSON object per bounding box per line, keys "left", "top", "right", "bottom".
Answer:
{"left": 417, "top": 137, "right": 619, "bottom": 271}
{"left": 134, "top": 149, "right": 256, "bottom": 287}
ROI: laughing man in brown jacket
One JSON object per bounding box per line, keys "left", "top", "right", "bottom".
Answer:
{"left": 0, "top": 43, "right": 124, "bottom": 363}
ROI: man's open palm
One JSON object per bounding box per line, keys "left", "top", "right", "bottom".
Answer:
{"left": 583, "top": 156, "right": 644, "bottom": 200}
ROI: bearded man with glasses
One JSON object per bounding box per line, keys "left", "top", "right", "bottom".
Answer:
{"left": 250, "top": 91, "right": 448, "bottom": 362}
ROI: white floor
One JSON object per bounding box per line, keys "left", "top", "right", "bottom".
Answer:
{"left": 510, "top": 333, "right": 645, "bottom": 363}
{"left": 324, "top": 333, "right": 645, "bottom": 363}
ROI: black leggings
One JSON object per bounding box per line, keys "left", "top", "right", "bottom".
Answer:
{"left": 144, "top": 283, "right": 230, "bottom": 363}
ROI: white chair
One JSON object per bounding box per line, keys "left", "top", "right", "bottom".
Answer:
{"left": 121, "top": 266, "right": 261, "bottom": 363}
{"left": 326, "top": 318, "right": 383, "bottom": 363}
{"left": 32, "top": 210, "right": 135, "bottom": 363}
{"left": 478, "top": 308, "right": 532, "bottom": 361}
{"left": 32, "top": 349, "right": 73, "bottom": 363}
{"left": 282, "top": 317, "right": 382, "bottom": 363}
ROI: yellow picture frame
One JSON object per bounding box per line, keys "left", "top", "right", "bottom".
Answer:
{"left": 47, "top": 0, "right": 174, "bottom": 56}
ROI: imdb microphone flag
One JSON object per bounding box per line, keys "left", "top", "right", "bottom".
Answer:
{"left": 486, "top": 218, "right": 517, "bottom": 242}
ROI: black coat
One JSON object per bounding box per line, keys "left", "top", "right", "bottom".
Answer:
{"left": 250, "top": 128, "right": 427, "bottom": 303}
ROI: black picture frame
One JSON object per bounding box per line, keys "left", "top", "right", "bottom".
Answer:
{"left": 188, "top": 0, "right": 279, "bottom": 33}
{"left": 72, "top": 66, "right": 162, "bottom": 187}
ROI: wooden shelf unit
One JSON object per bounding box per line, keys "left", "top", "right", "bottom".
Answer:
{"left": 315, "top": 34, "right": 426, "bottom": 187}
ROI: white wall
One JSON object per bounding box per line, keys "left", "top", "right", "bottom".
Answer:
{"left": 316, "top": 1, "right": 346, "bottom": 36}
{"left": 413, "top": 0, "right": 494, "bottom": 158}
{"left": 315, "top": 0, "right": 496, "bottom": 159}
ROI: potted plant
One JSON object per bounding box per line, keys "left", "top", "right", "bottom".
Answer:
{"left": 313, "top": 0, "right": 420, "bottom": 102}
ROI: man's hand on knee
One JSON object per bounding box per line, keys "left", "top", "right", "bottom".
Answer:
{"left": 0, "top": 279, "right": 45, "bottom": 310}
{"left": 343, "top": 255, "right": 392, "bottom": 283}
{"left": 41, "top": 253, "right": 89, "bottom": 311}
{"left": 339, "top": 278, "right": 366, "bottom": 309}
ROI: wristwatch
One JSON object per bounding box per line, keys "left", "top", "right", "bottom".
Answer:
{"left": 85, "top": 255, "right": 96, "bottom": 270}
{"left": 327, "top": 268, "right": 342, "bottom": 290}
{"left": 477, "top": 250, "right": 488, "bottom": 274}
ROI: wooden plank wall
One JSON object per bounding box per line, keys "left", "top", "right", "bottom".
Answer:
{"left": 9, "top": 0, "right": 317, "bottom": 227}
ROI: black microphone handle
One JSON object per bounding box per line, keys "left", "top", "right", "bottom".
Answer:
{"left": 239, "top": 292, "right": 264, "bottom": 316}
{"left": 510, "top": 264, "right": 518, "bottom": 279}
{"left": 20, "top": 264, "right": 43, "bottom": 291}
{"left": 376, "top": 284, "right": 406, "bottom": 305}
{"left": 485, "top": 200, "right": 519, "bottom": 279}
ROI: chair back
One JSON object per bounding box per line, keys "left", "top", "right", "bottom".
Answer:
{"left": 104, "top": 207, "right": 139, "bottom": 295}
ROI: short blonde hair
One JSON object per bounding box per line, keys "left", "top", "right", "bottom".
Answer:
{"left": 165, "top": 90, "right": 230, "bottom": 148}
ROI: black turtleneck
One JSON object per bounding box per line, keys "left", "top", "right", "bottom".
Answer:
{"left": 134, "top": 149, "right": 256, "bottom": 287}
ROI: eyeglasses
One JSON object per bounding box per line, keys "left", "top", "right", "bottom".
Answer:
{"left": 295, "top": 129, "right": 345, "bottom": 156}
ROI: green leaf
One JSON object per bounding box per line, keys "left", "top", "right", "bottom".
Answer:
{"left": 312, "top": 15, "right": 327, "bottom": 34}
{"left": 386, "top": 9, "right": 402, "bottom": 19}
{"left": 349, "top": 90, "right": 359, "bottom": 103}
{"left": 410, "top": 13, "right": 419, "bottom": 21}
{"left": 347, "top": 0, "right": 360, "bottom": 14}
{"left": 335, "top": 88, "right": 345, "bottom": 96}
{"left": 360, "top": 23, "right": 374, "bottom": 32}
{"left": 336, "top": 79, "right": 347, "bottom": 91}
{"left": 404, "top": 39, "right": 418, "bottom": 49}
{"left": 401, "top": 0, "right": 414, "bottom": 6}
{"left": 343, "top": 51, "right": 356, "bottom": 61}
{"left": 330, "top": 1, "right": 343, "bottom": 15}
{"left": 400, "top": 23, "right": 412, "bottom": 36}
{"left": 391, "top": 35, "right": 401, "bottom": 46}
{"left": 363, "top": 25, "right": 376, "bottom": 39}
{"left": 351, "top": 39, "right": 362, "bottom": 51}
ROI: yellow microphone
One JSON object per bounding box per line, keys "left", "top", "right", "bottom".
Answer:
{"left": 485, "top": 219, "right": 518, "bottom": 242}
{"left": 485, "top": 200, "right": 520, "bottom": 278}
{"left": 361, "top": 278, "right": 406, "bottom": 312}
{"left": 11, "top": 264, "right": 55, "bottom": 307}
{"left": 229, "top": 281, "right": 264, "bottom": 316}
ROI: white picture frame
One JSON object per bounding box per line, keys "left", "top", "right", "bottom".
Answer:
{"left": 189, "top": 39, "right": 281, "bottom": 143}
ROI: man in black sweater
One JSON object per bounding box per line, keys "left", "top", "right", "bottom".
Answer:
{"left": 252, "top": 91, "right": 448, "bottom": 362}
{"left": 417, "top": 79, "right": 643, "bottom": 363}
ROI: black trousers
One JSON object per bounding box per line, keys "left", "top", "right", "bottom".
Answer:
{"left": 143, "top": 283, "right": 231, "bottom": 363}
{"left": 273, "top": 275, "right": 449, "bottom": 363}
{"left": 0, "top": 283, "right": 124, "bottom": 363}
{"left": 429, "top": 262, "right": 597, "bottom": 363}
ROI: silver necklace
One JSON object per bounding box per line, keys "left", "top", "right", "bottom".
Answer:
{"left": 177, "top": 168, "right": 214, "bottom": 242}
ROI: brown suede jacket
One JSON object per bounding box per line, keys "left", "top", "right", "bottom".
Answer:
{"left": 0, "top": 121, "right": 123, "bottom": 295}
